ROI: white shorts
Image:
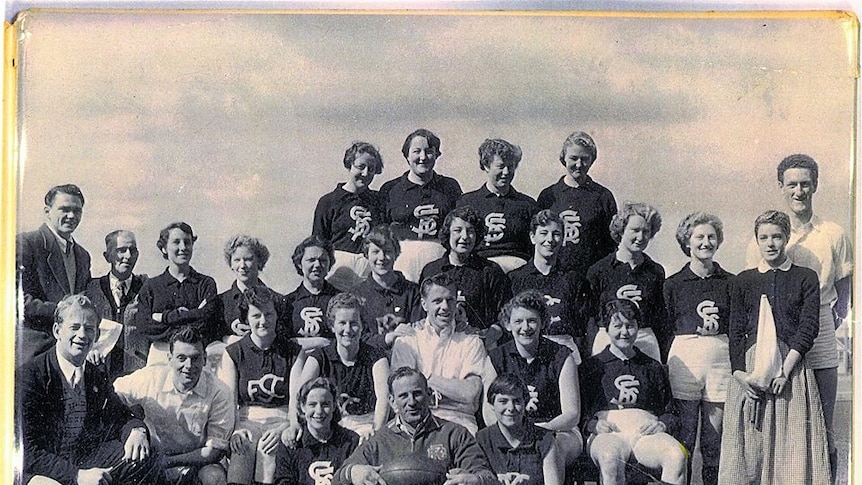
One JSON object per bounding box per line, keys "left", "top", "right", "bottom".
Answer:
{"left": 327, "top": 250, "right": 371, "bottom": 292}
{"left": 592, "top": 327, "right": 660, "bottom": 362}
{"left": 486, "top": 255, "right": 528, "bottom": 274}
{"left": 667, "top": 334, "right": 731, "bottom": 402}
{"left": 393, "top": 240, "right": 446, "bottom": 283}
{"left": 805, "top": 304, "right": 839, "bottom": 370}
{"left": 589, "top": 408, "right": 659, "bottom": 449}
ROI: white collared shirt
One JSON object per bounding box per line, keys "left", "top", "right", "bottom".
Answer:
{"left": 757, "top": 256, "right": 792, "bottom": 273}
{"left": 45, "top": 223, "right": 75, "bottom": 254}
{"left": 55, "top": 347, "right": 85, "bottom": 388}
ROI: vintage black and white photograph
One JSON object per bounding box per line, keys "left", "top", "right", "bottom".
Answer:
{"left": 9, "top": 8, "right": 856, "bottom": 485}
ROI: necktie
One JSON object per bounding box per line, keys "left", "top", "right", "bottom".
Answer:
{"left": 113, "top": 279, "right": 127, "bottom": 306}
{"left": 70, "top": 368, "right": 81, "bottom": 390}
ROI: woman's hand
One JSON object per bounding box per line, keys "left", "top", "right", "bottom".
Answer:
{"left": 733, "top": 370, "right": 761, "bottom": 400}
{"left": 638, "top": 419, "right": 666, "bottom": 436}
{"left": 770, "top": 375, "right": 789, "bottom": 396}
{"left": 230, "top": 429, "right": 254, "bottom": 455}
{"left": 595, "top": 419, "right": 619, "bottom": 434}
{"left": 259, "top": 426, "right": 285, "bottom": 455}
{"left": 280, "top": 423, "right": 302, "bottom": 449}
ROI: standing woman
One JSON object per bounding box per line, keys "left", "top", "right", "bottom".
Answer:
{"left": 312, "top": 142, "right": 386, "bottom": 291}
{"left": 379, "top": 128, "right": 463, "bottom": 283}
{"left": 537, "top": 131, "right": 618, "bottom": 280}
{"left": 458, "top": 138, "right": 538, "bottom": 273}
{"left": 664, "top": 213, "right": 733, "bottom": 485}
{"left": 282, "top": 235, "right": 339, "bottom": 350}
{"left": 217, "top": 235, "right": 280, "bottom": 343}
{"left": 218, "top": 288, "right": 308, "bottom": 485}
{"left": 719, "top": 210, "right": 829, "bottom": 484}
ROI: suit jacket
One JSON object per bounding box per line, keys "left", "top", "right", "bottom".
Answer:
{"left": 17, "top": 224, "right": 92, "bottom": 362}
{"left": 16, "top": 347, "right": 143, "bottom": 485}
{"left": 85, "top": 274, "right": 146, "bottom": 324}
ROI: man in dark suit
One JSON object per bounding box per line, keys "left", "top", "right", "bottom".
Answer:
{"left": 17, "top": 184, "right": 92, "bottom": 364}
{"left": 16, "top": 294, "right": 161, "bottom": 485}
{"left": 85, "top": 230, "right": 147, "bottom": 378}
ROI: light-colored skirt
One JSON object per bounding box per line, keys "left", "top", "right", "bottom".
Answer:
{"left": 718, "top": 343, "right": 830, "bottom": 485}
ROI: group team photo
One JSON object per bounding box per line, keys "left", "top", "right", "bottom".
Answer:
{"left": 9, "top": 9, "right": 857, "bottom": 485}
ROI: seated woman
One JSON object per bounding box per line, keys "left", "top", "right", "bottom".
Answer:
{"left": 283, "top": 235, "right": 340, "bottom": 350}
{"left": 350, "top": 224, "right": 423, "bottom": 349}
{"left": 586, "top": 202, "right": 668, "bottom": 363}
{"left": 580, "top": 299, "right": 686, "bottom": 485}
{"left": 419, "top": 205, "right": 512, "bottom": 345}
{"left": 379, "top": 128, "right": 463, "bottom": 283}
{"left": 509, "top": 209, "right": 592, "bottom": 358}
{"left": 719, "top": 210, "right": 829, "bottom": 484}
{"left": 216, "top": 235, "right": 281, "bottom": 343}
{"left": 457, "top": 138, "right": 538, "bottom": 273}
{"left": 136, "top": 221, "right": 218, "bottom": 364}
{"left": 664, "top": 213, "right": 734, "bottom": 485}
{"left": 536, "top": 131, "right": 618, "bottom": 280}
{"left": 218, "top": 288, "right": 308, "bottom": 485}
{"left": 303, "top": 293, "right": 391, "bottom": 439}
{"left": 484, "top": 290, "right": 582, "bottom": 478}
{"left": 477, "top": 374, "right": 561, "bottom": 485}
{"left": 274, "top": 377, "right": 360, "bottom": 485}
{"left": 312, "top": 142, "right": 386, "bottom": 291}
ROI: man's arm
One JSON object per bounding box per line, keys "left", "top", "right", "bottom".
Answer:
{"left": 427, "top": 375, "right": 482, "bottom": 412}
{"left": 160, "top": 446, "right": 226, "bottom": 469}
{"left": 834, "top": 275, "right": 851, "bottom": 324}
{"left": 17, "top": 233, "right": 58, "bottom": 328}
{"left": 332, "top": 435, "right": 380, "bottom": 485}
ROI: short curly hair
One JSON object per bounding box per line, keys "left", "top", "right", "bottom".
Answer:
{"left": 754, "top": 210, "right": 791, "bottom": 238}
{"left": 486, "top": 373, "right": 530, "bottom": 406}
{"left": 478, "top": 138, "right": 522, "bottom": 171}
{"left": 558, "top": 131, "right": 597, "bottom": 165}
{"left": 325, "top": 292, "right": 363, "bottom": 330}
{"left": 777, "top": 153, "right": 818, "bottom": 189}
{"left": 609, "top": 202, "right": 662, "bottom": 244}
{"left": 401, "top": 128, "right": 441, "bottom": 159}
{"left": 343, "top": 141, "right": 383, "bottom": 175}
{"left": 439, "top": 206, "right": 485, "bottom": 251}
{"left": 297, "top": 377, "right": 342, "bottom": 426}
{"left": 675, "top": 212, "right": 724, "bottom": 257}
{"left": 529, "top": 209, "right": 563, "bottom": 234}
{"left": 157, "top": 222, "right": 197, "bottom": 260}
{"left": 54, "top": 294, "right": 99, "bottom": 326}
{"left": 603, "top": 298, "right": 642, "bottom": 328}
{"left": 498, "top": 289, "right": 548, "bottom": 331}
{"left": 238, "top": 286, "right": 278, "bottom": 325}
{"left": 291, "top": 235, "right": 335, "bottom": 276}
{"left": 361, "top": 224, "right": 401, "bottom": 259}
{"left": 223, "top": 234, "right": 270, "bottom": 271}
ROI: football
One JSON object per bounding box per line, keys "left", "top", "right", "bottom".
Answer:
{"left": 378, "top": 454, "right": 448, "bottom": 485}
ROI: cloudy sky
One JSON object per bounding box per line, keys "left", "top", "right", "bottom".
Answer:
{"left": 13, "top": 10, "right": 856, "bottom": 292}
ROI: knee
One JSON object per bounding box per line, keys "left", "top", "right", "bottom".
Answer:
{"left": 660, "top": 440, "right": 688, "bottom": 472}
{"left": 556, "top": 431, "right": 584, "bottom": 461}
{"left": 590, "top": 440, "right": 628, "bottom": 470}
{"left": 198, "top": 464, "right": 227, "bottom": 485}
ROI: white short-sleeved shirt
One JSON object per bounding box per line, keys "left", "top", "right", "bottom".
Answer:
{"left": 391, "top": 319, "right": 488, "bottom": 431}
{"left": 746, "top": 215, "right": 853, "bottom": 306}
{"left": 113, "top": 363, "right": 235, "bottom": 453}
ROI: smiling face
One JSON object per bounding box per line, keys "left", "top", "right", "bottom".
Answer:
{"left": 492, "top": 393, "right": 526, "bottom": 429}
{"left": 563, "top": 144, "right": 595, "bottom": 186}
{"left": 230, "top": 245, "right": 260, "bottom": 285}
{"left": 421, "top": 283, "right": 457, "bottom": 331}
{"left": 756, "top": 223, "right": 788, "bottom": 266}
{"left": 106, "top": 232, "right": 139, "bottom": 280}
{"left": 779, "top": 167, "right": 816, "bottom": 217}
{"left": 530, "top": 221, "right": 563, "bottom": 260}
{"left": 607, "top": 312, "right": 639, "bottom": 352}
{"left": 302, "top": 387, "right": 336, "bottom": 436}
{"left": 388, "top": 373, "right": 430, "bottom": 426}
{"left": 448, "top": 217, "right": 477, "bottom": 257}
{"left": 247, "top": 300, "right": 278, "bottom": 341}
{"left": 53, "top": 306, "right": 99, "bottom": 367}
{"left": 366, "top": 241, "right": 396, "bottom": 277}
{"left": 688, "top": 223, "right": 719, "bottom": 262}
{"left": 168, "top": 340, "right": 206, "bottom": 392}
{"left": 45, "top": 192, "right": 83, "bottom": 239}
{"left": 621, "top": 215, "right": 651, "bottom": 254}
{"left": 484, "top": 154, "right": 517, "bottom": 193}
{"left": 347, "top": 152, "right": 378, "bottom": 192}
{"left": 330, "top": 307, "right": 362, "bottom": 348}
{"left": 162, "top": 228, "right": 195, "bottom": 266}
{"left": 505, "top": 306, "right": 543, "bottom": 349}
{"left": 405, "top": 136, "right": 437, "bottom": 177}
{"left": 301, "top": 246, "right": 331, "bottom": 286}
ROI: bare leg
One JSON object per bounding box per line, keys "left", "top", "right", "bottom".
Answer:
{"left": 632, "top": 433, "right": 687, "bottom": 485}
{"left": 589, "top": 433, "right": 631, "bottom": 485}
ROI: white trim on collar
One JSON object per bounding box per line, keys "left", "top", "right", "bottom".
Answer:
{"left": 757, "top": 257, "right": 792, "bottom": 273}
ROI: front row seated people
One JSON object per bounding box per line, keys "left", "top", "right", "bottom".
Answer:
{"left": 579, "top": 299, "right": 686, "bottom": 485}
{"left": 114, "top": 326, "right": 235, "bottom": 485}
{"left": 390, "top": 272, "right": 490, "bottom": 435}
{"left": 18, "top": 294, "right": 161, "bottom": 485}
{"left": 217, "top": 288, "right": 307, "bottom": 485}
{"left": 477, "top": 374, "right": 562, "bottom": 485}
{"left": 333, "top": 366, "right": 497, "bottom": 485}
{"left": 484, "top": 289, "right": 583, "bottom": 480}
